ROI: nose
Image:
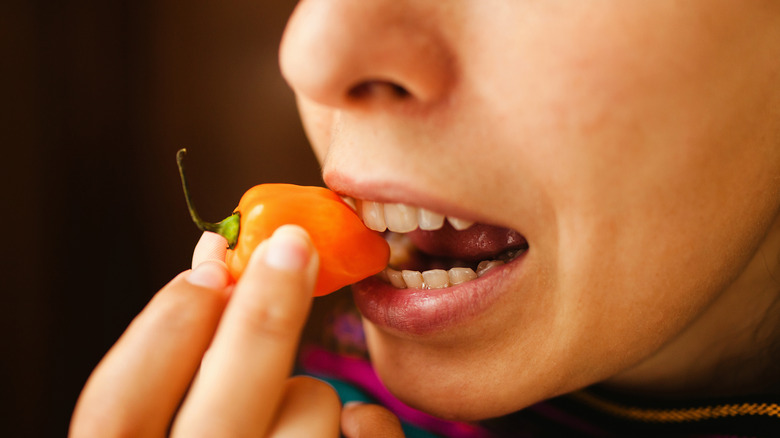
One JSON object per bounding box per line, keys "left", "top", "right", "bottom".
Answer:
{"left": 279, "top": 0, "right": 455, "bottom": 109}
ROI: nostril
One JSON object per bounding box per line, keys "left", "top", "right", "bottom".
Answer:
{"left": 348, "top": 80, "right": 411, "bottom": 101}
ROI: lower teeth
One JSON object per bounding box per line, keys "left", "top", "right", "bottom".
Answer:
{"left": 377, "top": 251, "right": 522, "bottom": 290}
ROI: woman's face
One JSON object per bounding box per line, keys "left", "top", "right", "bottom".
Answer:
{"left": 280, "top": 0, "right": 780, "bottom": 420}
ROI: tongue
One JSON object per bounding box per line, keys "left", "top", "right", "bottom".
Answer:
{"left": 407, "top": 222, "right": 527, "bottom": 261}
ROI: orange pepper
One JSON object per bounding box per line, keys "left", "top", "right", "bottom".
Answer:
{"left": 177, "top": 149, "right": 389, "bottom": 296}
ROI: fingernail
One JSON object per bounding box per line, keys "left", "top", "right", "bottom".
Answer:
{"left": 187, "top": 260, "right": 230, "bottom": 289}
{"left": 263, "top": 225, "right": 313, "bottom": 271}
{"left": 344, "top": 401, "right": 365, "bottom": 409}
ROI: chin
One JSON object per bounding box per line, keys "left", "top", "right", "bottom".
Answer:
{"left": 360, "top": 318, "right": 571, "bottom": 422}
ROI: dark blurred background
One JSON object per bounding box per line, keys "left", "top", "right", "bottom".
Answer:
{"left": 3, "top": 1, "right": 323, "bottom": 435}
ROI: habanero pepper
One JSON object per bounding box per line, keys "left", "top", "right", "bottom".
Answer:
{"left": 176, "top": 149, "right": 389, "bottom": 296}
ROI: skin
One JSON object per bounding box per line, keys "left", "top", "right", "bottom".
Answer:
{"left": 72, "top": 1, "right": 780, "bottom": 435}
{"left": 280, "top": 0, "right": 780, "bottom": 421}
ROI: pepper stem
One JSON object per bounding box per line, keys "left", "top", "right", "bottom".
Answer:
{"left": 176, "top": 148, "right": 240, "bottom": 249}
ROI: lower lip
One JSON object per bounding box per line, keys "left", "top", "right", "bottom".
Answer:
{"left": 351, "top": 252, "right": 527, "bottom": 335}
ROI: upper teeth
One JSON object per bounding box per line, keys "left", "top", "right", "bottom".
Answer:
{"left": 351, "top": 199, "right": 475, "bottom": 232}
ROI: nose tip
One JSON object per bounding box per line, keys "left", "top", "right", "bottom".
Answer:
{"left": 279, "top": 0, "right": 455, "bottom": 110}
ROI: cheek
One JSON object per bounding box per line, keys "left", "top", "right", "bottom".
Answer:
{"left": 468, "top": 0, "right": 780, "bottom": 301}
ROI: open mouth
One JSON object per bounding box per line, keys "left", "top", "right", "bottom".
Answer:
{"left": 344, "top": 198, "right": 529, "bottom": 290}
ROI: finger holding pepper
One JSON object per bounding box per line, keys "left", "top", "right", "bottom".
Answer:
{"left": 176, "top": 148, "right": 390, "bottom": 296}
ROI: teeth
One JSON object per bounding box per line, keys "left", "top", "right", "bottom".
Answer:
{"left": 418, "top": 208, "right": 445, "bottom": 230}
{"left": 448, "top": 267, "right": 477, "bottom": 285}
{"left": 422, "top": 269, "right": 449, "bottom": 289}
{"left": 385, "top": 233, "right": 415, "bottom": 267}
{"left": 476, "top": 260, "right": 504, "bottom": 277}
{"left": 384, "top": 203, "right": 419, "bottom": 233}
{"left": 354, "top": 199, "right": 473, "bottom": 232}
{"left": 349, "top": 197, "right": 521, "bottom": 289}
{"left": 447, "top": 216, "right": 475, "bottom": 230}
{"left": 386, "top": 268, "right": 407, "bottom": 288}
{"left": 380, "top": 259, "right": 511, "bottom": 290}
{"left": 401, "top": 270, "right": 424, "bottom": 288}
{"left": 358, "top": 200, "right": 387, "bottom": 232}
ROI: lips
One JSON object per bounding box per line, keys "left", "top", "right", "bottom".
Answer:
{"left": 342, "top": 195, "right": 529, "bottom": 334}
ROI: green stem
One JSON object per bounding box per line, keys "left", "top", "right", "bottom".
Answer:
{"left": 176, "top": 148, "right": 240, "bottom": 249}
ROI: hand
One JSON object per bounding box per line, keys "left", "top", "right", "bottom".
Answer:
{"left": 70, "top": 225, "right": 343, "bottom": 437}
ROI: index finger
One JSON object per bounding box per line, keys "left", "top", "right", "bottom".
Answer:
{"left": 192, "top": 231, "right": 228, "bottom": 269}
{"left": 172, "top": 225, "right": 319, "bottom": 437}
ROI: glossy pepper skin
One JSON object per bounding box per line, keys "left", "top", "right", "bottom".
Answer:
{"left": 177, "top": 149, "right": 389, "bottom": 297}
{"left": 226, "top": 184, "right": 389, "bottom": 296}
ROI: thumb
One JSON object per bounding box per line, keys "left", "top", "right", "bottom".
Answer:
{"left": 341, "top": 402, "right": 405, "bottom": 438}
